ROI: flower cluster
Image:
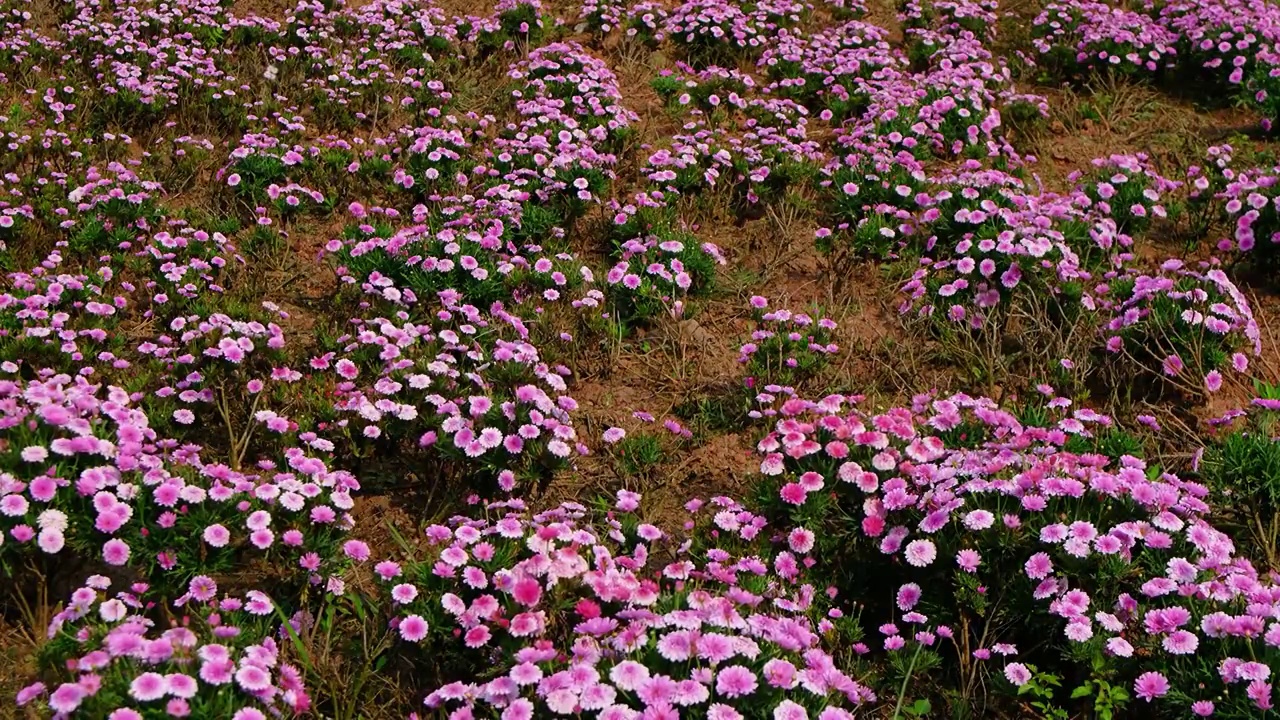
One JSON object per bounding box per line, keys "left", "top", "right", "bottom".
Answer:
{"left": 19, "top": 576, "right": 310, "bottom": 720}
{"left": 1098, "top": 261, "right": 1260, "bottom": 397}
{"left": 1033, "top": 1, "right": 1179, "bottom": 77}
{"left": 606, "top": 233, "right": 724, "bottom": 322}
{"left": 379, "top": 491, "right": 876, "bottom": 719}
{"left": 753, "top": 389, "right": 1280, "bottom": 718}
{"left": 737, "top": 297, "right": 839, "bottom": 388}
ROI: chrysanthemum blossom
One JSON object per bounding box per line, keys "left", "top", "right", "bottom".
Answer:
{"left": 904, "top": 539, "right": 936, "bottom": 567}
{"left": 1134, "top": 672, "right": 1169, "bottom": 701}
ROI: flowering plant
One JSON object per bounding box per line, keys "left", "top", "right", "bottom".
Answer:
{"left": 375, "top": 491, "right": 877, "bottom": 719}
{"left": 737, "top": 297, "right": 839, "bottom": 388}
{"left": 1032, "top": 1, "right": 1178, "bottom": 78}
{"left": 750, "top": 387, "right": 1280, "bottom": 717}
{"left": 20, "top": 575, "right": 310, "bottom": 720}
{"left": 1097, "top": 261, "right": 1260, "bottom": 399}
{"left": 606, "top": 233, "right": 723, "bottom": 323}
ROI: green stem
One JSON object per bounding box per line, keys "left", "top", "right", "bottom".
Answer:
{"left": 891, "top": 641, "right": 926, "bottom": 720}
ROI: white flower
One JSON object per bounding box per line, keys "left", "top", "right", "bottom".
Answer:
{"left": 37, "top": 509, "right": 68, "bottom": 531}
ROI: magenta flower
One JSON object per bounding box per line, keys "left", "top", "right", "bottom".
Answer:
{"left": 1205, "top": 370, "right": 1223, "bottom": 392}
{"left": 715, "top": 665, "right": 758, "bottom": 698}
{"left": 129, "top": 672, "right": 168, "bottom": 702}
{"left": 1134, "top": 671, "right": 1170, "bottom": 701}
{"left": 399, "top": 615, "right": 429, "bottom": 642}
{"left": 102, "top": 539, "right": 130, "bottom": 566}
{"left": 342, "top": 540, "right": 370, "bottom": 562}
{"left": 48, "top": 683, "right": 86, "bottom": 713}
{"left": 235, "top": 665, "right": 272, "bottom": 693}
{"left": 955, "top": 549, "right": 981, "bottom": 572}
{"left": 896, "top": 583, "right": 922, "bottom": 611}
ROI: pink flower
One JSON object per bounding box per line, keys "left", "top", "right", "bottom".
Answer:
{"left": 16, "top": 682, "right": 45, "bottom": 706}
{"left": 503, "top": 699, "right": 534, "bottom": 720}
{"left": 335, "top": 359, "right": 359, "bottom": 379}
{"left": 511, "top": 576, "right": 542, "bottom": 606}
{"left": 203, "top": 525, "right": 231, "bottom": 547}
{"left": 1163, "top": 630, "right": 1199, "bottom": 655}
{"left": 896, "top": 583, "right": 922, "bottom": 611}
{"left": 1205, "top": 371, "right": 1223, "bottom": 392}
{"left": 166, "top": 674, "right": 197, "bottom": 699}
{"left": 199, "top": 660, "right": 234, "bottom": 685}
{"left": 780, "top": 483, "right": 807, "bottom": 505}
{"left": 787, "top": 528, "right": 815, "bottom": 553}
{"left": 1004, "top": 663, "right": 1031, "bottom": 686}
{"left": 709, "top": 704, "right": 745, "bottom": 720}
{"left": 1106, "top": 638, "right": 1134, "bottom": 657}
{"left": 904, "top": 539, "right": 936, "bottom": 567}
{"left": 1134, "top": 672, "right": 1170, "bottom": 701}
{"left": 773, "top": 700, "right": 808, "bottom": 720}
{"left": 1024, "top": 553, "right": 1053, "bottom": 579}
{"left": 399, "top": 615, "right": 429, "bottom": 642}
{"left": 1248, "top": 680, "right": 1273, "bottom": 710}
{"left": 391, "top": 583, "right": 418, "bottom": 604}
{"left": 716, "top": 666, "right": 758, "bottom": 698}
{"left": 610, "top": 661, "right": 650, "bottom": 691}
{"left": 464, "top": 626, "right": 491, "bottom": 648}
{"left": 616, "top": 490, "right": 640, "bottom": 511}
{"left": 342, "top": 540, "right": 370, "bottom": 562}
{"left": 130, "top": 672, "right": 168, "bottom": 702}
{"left": 49, "top": 683, "right": 85, "bottom": 713}
{"left": 235, "top": 665, "right": 272, "bottom": 692}
{"left": 762, "top": 659, "right": 797, "bottom": 688}
{"left": 103, "top": 539, "right": 130, "bottom": 565}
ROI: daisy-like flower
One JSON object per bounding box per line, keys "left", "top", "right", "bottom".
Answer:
{"left": 896, "top": 583, "right": 922, "bottom": 611}
{"left": 1004, "top": 663, "right": 1032, "bottom": 686}
{"left": 955, "top": 549, "right": 981, "bottom": 572}
{"left": 399, "top": 615, "right": 429, "bottom": 642}
{"left": 235, "top": 665, "right": 272, "bottom": 693}
{"left": 1134, "top": 671, "right": 1169, "bottom": 701}
{"left": 903, "top": 539, "right": 936, "bottom": 567}
{"left": 715, "top": 665, "right": 758, "bottom": 698}
{"left": 129, "top": 672, "right": 168, "bottom": 702}
{"left": 787, "top": 527, "right": 815, "bottom": 553}
{"left": 1205, "top": 370, "right": 1223, "bottom": 392}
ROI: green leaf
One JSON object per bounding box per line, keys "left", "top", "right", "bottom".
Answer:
{"left": 1070, "top": 684, "right": 1093, "bottom": 699}
{"left": 907, "top": 698, "right": 931, "bottom": 716}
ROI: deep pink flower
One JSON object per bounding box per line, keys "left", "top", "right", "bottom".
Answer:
{"left": 399, "top": 615, "right": 429, "bottom": 642}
